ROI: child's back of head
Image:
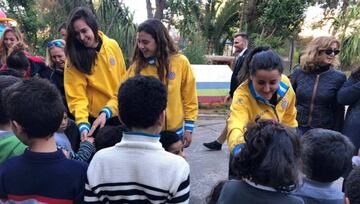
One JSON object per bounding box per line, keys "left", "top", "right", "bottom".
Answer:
{"left": 94, "top": 125, "right": 123, "bottom": 151}
{"left": 6, "top": 43, "right": 29, "bottom": 76}
{"left": 301, "top": 128, "right": 354, "bottom": 182}
{"left": 345, "top": 167, "right": 360, "bottom": 204}
{"left": 118, "top": 75, "right": 167, "bottom": 131}
{"left": 0, "top": 76, "right": 21, "bottom": 126}
{"left": 216, "top": 120, "right": 303, "bottom": 204}
{"left": 232, "top": 120, "right": 301, "bottom": 191}
{"left": 160, "top": 130, "right": 185, "bottom": 158}
{"left": 2, "top": 77, "right": 65, "bottom": 142}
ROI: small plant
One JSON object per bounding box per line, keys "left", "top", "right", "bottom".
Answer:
{"left": 182, "top": 34, "right": 207, "bottom": 64}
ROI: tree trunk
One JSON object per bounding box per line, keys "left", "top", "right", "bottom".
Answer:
{"left": 146, "top": 0, "right": 153, "bottom": 19}
{"left": 154, "top": 0, "right": 166, "bottom": 19}
{"left": 289, "top": 39, "right": 295, "bottom": 73}
{"left": 239, "top": 0, "right": 247, "bottom": 31}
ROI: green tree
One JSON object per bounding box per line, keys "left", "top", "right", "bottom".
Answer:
{"left": 332, "top": 1, "right": 360, "bottom": 69}
{"left": 166, "top": 0, "right": 241, "bottom": 55}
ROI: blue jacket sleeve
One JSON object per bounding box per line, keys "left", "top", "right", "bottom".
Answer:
{"left": 337, "top": 76, "right": 360, "bottom": 105}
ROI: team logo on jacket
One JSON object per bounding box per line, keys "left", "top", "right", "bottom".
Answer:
{"left": 109, "top": 56, "right": 116, "bottom": 65}
{"left": 167, "top": 71, "right": 176, "bottom": 80}
{"left": 281, "top": 99, "right": 288, "bottom": 110}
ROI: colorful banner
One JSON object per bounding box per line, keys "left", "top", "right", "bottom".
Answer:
{"left": 191, "top": 64, "right": 232, "bottom": 104}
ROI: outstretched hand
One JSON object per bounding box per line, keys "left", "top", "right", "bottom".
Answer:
{"left": 88, "top": 112, "right": 107, "bottom": 136}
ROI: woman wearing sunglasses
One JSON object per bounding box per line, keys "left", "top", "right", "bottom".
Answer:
{"left": 64, "top": 7, "right": 126, "bottom": 139}
{"left": 45, "top": 39, "right": 67, "bottom": 107}
{"left": 290, "top": 36, "right": 346, "bottom": 134}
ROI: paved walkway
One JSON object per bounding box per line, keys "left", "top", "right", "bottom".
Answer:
{"left": 186, "top": 115, "right": 229, "bottom": 203}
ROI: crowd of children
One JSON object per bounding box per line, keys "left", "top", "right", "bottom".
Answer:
{"left": 0, "top": 5, "right": 359, "bottom": 204}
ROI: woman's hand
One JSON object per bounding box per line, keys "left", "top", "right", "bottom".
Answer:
{"left": 183, "top": 131, "right": 193, "bottom": 148}
{"left": 88, "top": 112, "right": 107, "bottom": 136}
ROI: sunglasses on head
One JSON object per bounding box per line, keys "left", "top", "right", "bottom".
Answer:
{"left": 47, "top": 40, "right": 64, "bottom": 48}
{"left": 320, "top": 49, "right": 340, "bottom": 56}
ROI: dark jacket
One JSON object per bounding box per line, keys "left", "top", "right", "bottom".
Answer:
{"left": 337, "top": 75, "right": 360, "bottom": 153}
{"left": 229, "top": 49, "right": 250, "bottom": 98}
{"left": 217, "top": 180, "right": 304, "bottom": 204}
{"left": 290, "top": 67, "right": 346, "bottom": 131}
{"left": 39, "top": 66, "right": 74, "bottom": 119}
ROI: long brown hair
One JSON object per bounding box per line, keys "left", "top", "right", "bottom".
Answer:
{"left": 0, "top": 26, "right": 23, "bottom": 64}
{"left": 132, "top": 19, "right": 178, "bottom": 83}
{"left": 66, "top": 7, "right": 100, "bottom": 74}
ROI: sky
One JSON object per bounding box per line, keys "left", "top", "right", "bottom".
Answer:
{"left": 122, "top": 0, "right": 150, "bottom": 24}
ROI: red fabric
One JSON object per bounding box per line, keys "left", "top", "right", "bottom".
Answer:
{"left": 7, "top": 194, "right": 73, "bottom": 204}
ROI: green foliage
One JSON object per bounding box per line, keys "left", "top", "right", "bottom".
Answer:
{"left": 168, "top": 0, "right": 240, "bottom": 55}
{"left": 182, "top": 34, "right": 207, "bottom": 64}
{"left": 332, "top": 2, "right": 360, "bottom": 70}
{"left": 252, "top": 33, "right": 284, "bottom": 49}
{"left": 258, "top": 0, "right": 312, "bottom": 38}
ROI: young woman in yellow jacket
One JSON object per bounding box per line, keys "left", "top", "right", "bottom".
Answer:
{"left": 227, "top": 46, "right": 297, "bottom": 155}
{"left": 64, "top": 7, "right": 126, "bottom": 138}
{"left": 91, "top": 19, "right": 198, "bottom": 147}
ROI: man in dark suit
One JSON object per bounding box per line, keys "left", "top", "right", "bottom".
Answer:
{"left": 203, "top": 32, "right": 249, "bottom": 151}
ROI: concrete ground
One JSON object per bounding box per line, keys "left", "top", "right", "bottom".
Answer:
{"left": 186, "top": 115, "right": 229, "bottom": 203}
{"left": 186, "top": 114, "right": 343, "bottom": 204}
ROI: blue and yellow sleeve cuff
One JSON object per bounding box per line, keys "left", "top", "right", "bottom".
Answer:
{"left": 184, "top": 120, "right": 195, "bottom": 132}
{"left": 232, "top": 144, "right": 244, "bottom": 155}
{"left": 78, "top": 122, "right": 90, "bottom": 133}
{"left": 100, "top": 107, "right": 112, "bottom": 119}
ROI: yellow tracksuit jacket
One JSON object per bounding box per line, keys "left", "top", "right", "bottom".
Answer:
{"left": 64, "top": 31, "right": 126, "bottom": 132}
{"left": 113, "top": 54, "right": 198, "bottom": 133}
{"left": 227, "top": 74, "right": 297, "bottom": 152}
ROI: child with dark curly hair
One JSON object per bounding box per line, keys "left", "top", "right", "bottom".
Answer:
{"left": 215, "top": 120, "right": 303, "bottom": 204}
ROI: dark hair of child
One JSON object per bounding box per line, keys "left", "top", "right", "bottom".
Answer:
{"left": 345, "top": 167, "right": 360, "bottom": 204}
{"left": 0, "top": 68, "right": 23, "bottom": 78}
{"left": 6, "top": 43, "right": 30, "bottom": 73}
{"left": 118, "top": 75, "right": 167, "bottom": 129}
{"left": 94, "top": 125, "right": 123, "bottom": 151}
{"left": 0, "top": 76, "right": 21, "bottom": 124}
{"left": 2, "top": 78, "right": 66, "bottom": 138}
{"left": 232, "top": 120, "right": 301, "bottom": 192}
{"left": 301, "top": 128, "right": 354, "bottom": 182}
{"left": 160, "top": 130, "right": 181, "bottom": 151}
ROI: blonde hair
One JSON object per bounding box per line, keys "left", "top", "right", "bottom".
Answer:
{"left": 45, "top": 39, "right": 65, "bottom": 68}
{"left": 0, "top": 26, "right": 23, "bottom": 64}
{"left": 300, "top": 36, "right": 341, "bottom": 72}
